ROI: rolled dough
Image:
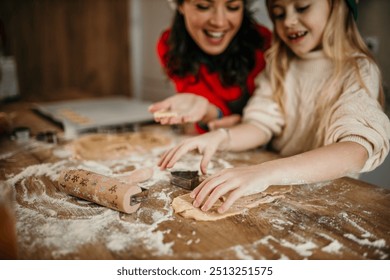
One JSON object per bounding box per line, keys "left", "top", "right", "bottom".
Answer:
{"left": 172, "top": 186, "right": 291, "bottom": 221}
{"left": 72, "top": 131, "right": 171, "bottom": 160}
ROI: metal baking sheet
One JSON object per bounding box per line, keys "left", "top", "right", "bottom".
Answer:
{"left": 34, "top": 97, "right": 154, "bottom": 139}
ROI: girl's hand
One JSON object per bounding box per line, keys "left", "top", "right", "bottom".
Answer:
{"left": 190, "top": 165, "right": 271, "bottom": 213}
{"left": 149, "top": 94, "right": 208, "bottom": 125}
{"left": 158, "top": 129, "right": 229, "bottom": 174}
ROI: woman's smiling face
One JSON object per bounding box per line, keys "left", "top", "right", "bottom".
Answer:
{"left": 270, "top": 0, "right": 331, "bottom": 57}
{"left": 179, "top": 0, "right": 244, "bottom": 55}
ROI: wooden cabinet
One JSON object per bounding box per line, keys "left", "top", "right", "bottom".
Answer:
{"left": 0, "top": 0, "right": 131, "bottom": 101}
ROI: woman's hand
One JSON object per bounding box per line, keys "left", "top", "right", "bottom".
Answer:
{"left": 149, "top": 94, "right": 209, "bottom": 125}
{"left": 190, "top": 164, "right": 271, "bottom": 213}
{"left": 158, "top": 129, "right": 229, "bottom": 174}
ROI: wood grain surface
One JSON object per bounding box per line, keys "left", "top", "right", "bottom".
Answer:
{"left": 1, "top": 103, "right": 390, "bottom": 260}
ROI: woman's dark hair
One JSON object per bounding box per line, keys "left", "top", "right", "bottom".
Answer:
{"left": 165, "top": 0, "right": 266, "bottom": 89}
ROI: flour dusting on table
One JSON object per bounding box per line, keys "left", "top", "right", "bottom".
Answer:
{"left": 4, "top": 137, "right": 390, "bottom": 260}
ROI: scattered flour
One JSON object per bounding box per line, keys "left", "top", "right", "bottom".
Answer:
{"left": 318, "top": 233, "right": 343, "bottom": 254}
{"left": 280, "top": 239, "right": 317, "bottom": 258}
{"left": 6, "top": 160, "right": 69, "bottom": 184}
{"left": 230, "top": 245, "right": 254, "bottom": 260}
{"left": 5, "top": 138, "right": 389, "bottom": 260}
{"left": 255, "top": 234, "right": 317, "bottom": 258}
{"left": 270, "top": 218, "right": 293, "bottom": 230}
{"left": 52, "top": 146, "right": 73, "bottom": 159}
{"left": 6, "top": 144, "right": 179, "bottom": 258}
{"left": 6, "top": 140, "right": 237, "bottom": 259}
{"left": 343, "top": 233, "right": 386, "bottom": 248}
{"left": 321, "top": 240, "right": 343, "bottom": 254}
{"left": 339, "top": 212, "right": 374, "bottom": 238}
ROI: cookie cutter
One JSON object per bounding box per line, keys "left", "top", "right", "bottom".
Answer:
{"left": 130, "top": 188, "right": 149, "bottom": 206}
{"left": 36, "top": 131, "right": 58, "bottom": 144}
{"left": 170, "top": 170, "right": 200, "bottom": 190}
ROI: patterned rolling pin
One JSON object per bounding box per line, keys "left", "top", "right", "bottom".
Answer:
{"left": 58, "top": 168, "right": 152, "bottom": 214}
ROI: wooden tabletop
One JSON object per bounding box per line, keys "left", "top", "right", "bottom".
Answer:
{"left": 1, "top": 102, "right": 389, "bottom": 260}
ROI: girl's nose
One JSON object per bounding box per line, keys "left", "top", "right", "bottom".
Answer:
{"left": 209, "top": 7, "right": 227, "bottom": 27}
{"left": 284, "top": 12, "right": 298, "bottom": 27}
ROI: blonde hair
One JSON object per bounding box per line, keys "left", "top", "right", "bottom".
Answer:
{"left": 265, "top": 0, "right": 384, "bottom": 146}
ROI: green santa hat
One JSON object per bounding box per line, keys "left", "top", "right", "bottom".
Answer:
{"left": 345, "top": 0, "right": 358, "bottom": 20}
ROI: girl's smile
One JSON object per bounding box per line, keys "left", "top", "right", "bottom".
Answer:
{"left": 287, "top": 30, "right": 308, "bottom": 42}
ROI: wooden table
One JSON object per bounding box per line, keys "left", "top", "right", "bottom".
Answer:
{"left": 1, "top": 102, "right": 390, "bottom": 260}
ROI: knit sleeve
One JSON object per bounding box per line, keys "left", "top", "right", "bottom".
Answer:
{"left": 324, "top": 59, "right": 390, "bottom": 172}
{"left": 242, "top": 72, "right": 285, "bottom": 143}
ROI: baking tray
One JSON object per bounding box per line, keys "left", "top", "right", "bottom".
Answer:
{"left": 33, "top": 97, "right": 154, "bottom": 139}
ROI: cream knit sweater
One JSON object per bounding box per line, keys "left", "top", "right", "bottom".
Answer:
{"left": 243, "top": 50, "right": 390, "bottom": 172}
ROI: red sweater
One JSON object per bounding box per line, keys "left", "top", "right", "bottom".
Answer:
{"left": 157, "top": 24, "right": 272, "bottom": 133}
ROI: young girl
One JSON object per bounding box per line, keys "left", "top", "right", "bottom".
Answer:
{"left": 158, "top": 0, "right": 390, "bottom": 213}
{"left": 149, "top": 0, "right": 271, "bottom": 133}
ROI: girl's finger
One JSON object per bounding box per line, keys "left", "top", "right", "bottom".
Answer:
{"left": 201, "top": 180, "right": 237, "bottom": 212}
{"left": 192, "top": 174, "right": 226, "bottom": 208}
{"left": 218, "top": 188, "right": 244, "bottom": 213}
{"left": 190, "top": 168, "right": 223, "bottom": 198}
{"left": 190, "top": 178, "right": 207, "bottom": 198}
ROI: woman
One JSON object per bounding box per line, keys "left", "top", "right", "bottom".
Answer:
{"left": 149, "top": 0, "right": 272, "bottom": 133}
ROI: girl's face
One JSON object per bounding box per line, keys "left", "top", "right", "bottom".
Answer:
{"left": 179, "top": 0, "right": 244, "bottom": 55}
{"left": 270, "top": 0, "right": 331, "bottom": 57}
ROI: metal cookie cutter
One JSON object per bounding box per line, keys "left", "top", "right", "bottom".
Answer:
{"left": 170, "top": 171, "right": 200, "bottom": 190}
{"left": 36, "top": 131, "right": 58, "bottom": 144}
{"left": 130, "top": 188, "right": 149, "bottom": 206}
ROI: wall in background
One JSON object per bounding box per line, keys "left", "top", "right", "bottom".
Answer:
{"left": 130, "top": 0, "right": 175, "bottom": 102}
{"left": 358, "top": 0, "right": 390, "bottom": 101}
{"left": 357, "top": 0, "right": 390, "bottom": 188}
{"left": 0, "top": 0, "right": 131, "bottom": 101}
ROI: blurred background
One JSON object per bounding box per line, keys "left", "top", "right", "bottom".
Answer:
{"left": 0, "top": 0, "right": 388, "bottom": 187}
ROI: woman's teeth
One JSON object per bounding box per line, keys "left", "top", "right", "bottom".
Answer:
{"left": 205, "top": 31, "right": 224, "bottom": 39}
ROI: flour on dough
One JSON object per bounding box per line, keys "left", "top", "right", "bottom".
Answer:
{"left": 72, "top": 131, "right": 171, "bottom": 160}
{"left": 172, "top": 188, "right": 288, "bottom": 221}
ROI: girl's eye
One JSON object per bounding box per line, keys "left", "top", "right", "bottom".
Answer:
{"left": 296, "top": 5, "right": 309, "bottom": 13}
